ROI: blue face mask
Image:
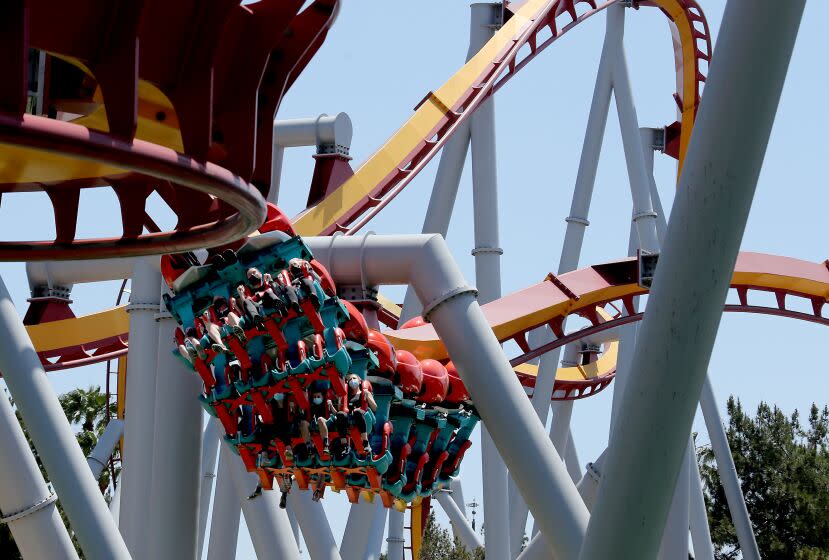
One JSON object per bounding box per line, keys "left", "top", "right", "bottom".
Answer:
{"left": 348, "top": 378, "right": 360, "bottom": 390}
{"left": 313, "top": 396, "right": 323, "bottom": 405}
{"left": 274, "top": 393, "right": 284, "bottom": 402}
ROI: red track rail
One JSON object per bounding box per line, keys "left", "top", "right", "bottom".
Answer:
{"left": 317, "top": 0, "right": 710, "bottom": 236}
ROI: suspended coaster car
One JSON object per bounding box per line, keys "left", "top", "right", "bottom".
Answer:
{"left": 164, "top": 228, "right": 480, "bottom": 506}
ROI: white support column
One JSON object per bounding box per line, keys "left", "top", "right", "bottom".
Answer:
{"left": 120, "top": 257, "right": 162, "bottom": 559}
{"left": 700, "top": 376, "right": 760, "bottom": 559}
{"left": 657, "top": 445, "right": 691, "bottom": 560}
{"left": 86, "top": 418, "right": 124, "bottom": 479}
{"left": 288, "top": 506, "right": 303, "bottom": 557}
{"left": 288, "top": 491, "right": 341, "bottom": 560}
{"left": 338, "top": 497, "right": 386, "bottom": 560}
{"left": 469, "top": 7, "right": 510, "bottom": 557}
{"left": 234, "top": 455, "right": 298, "bottom": 559}
{"left": 689, "top": 439, "right": 715, "bottom": 560}
{"left": 207, "top": 445, "right": 242, "bottom": 560}
{"left": 564, "top": 432, "right": 582, "bottom": 484}
{"left": 306, "top": 235, "right": 589, "bottom": 560}
{"left": 148, "top": 310, "right": 204, "bottom": 560}
{"left": 0, "top": 388, "right": 78, "bottom": 560}
{"left": 609, "top": 6, "right": 659, "bottom": 253}
{"left": 437, "top": 491, "right": 483, "bottom": 552}
{"left": 400, "top": 0, "right": 494, "bottom": 324}
{"left": 365, "top": 500, "right": 387, "bottom": 560}
{"left": 110, "top": 475, "right": 122, "bottom": 526}
{"left": 386, "top": 508, "right": 406, "bottom": 560}
{"left": 447, "top": 478, "right": 469, "bottom": 542}
{"left": 198, "top": 421, "right": 221, "bottom": 560}
{"left": 0, "top": 275, "right": 130, "bottom": 559}
{"left": 511, "top": 11, "right": 615, "bottom": 550}
{"left": 581, "top": 0, "right": 805, "bottom": 555}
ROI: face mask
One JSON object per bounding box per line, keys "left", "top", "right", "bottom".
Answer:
{"left": 312, "top": 396, "right": 323, "bottom": 405}
{"left": 274, "top": 393, "right": 284, "bottom": 402}
{"left": 348, "top": 379, "right": 360, "bottom": 390}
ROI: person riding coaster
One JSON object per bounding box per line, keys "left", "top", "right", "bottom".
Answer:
{"left": 335, "top": 373, "right": 377, "bottom": 460}
{"left": 299, "top": 386, "right": 338, "bottom": 459}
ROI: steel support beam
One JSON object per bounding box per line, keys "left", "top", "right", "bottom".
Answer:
{"left": 580, "top": 1, "right": 805, "bottom": 556}
{"left": 0, "top": 274, "right": 130, "bottom": 559}
{"left": 437, "top": 491, "right": 483, "bottom": 552}
{"left": 306, "top": 235, "right": 588, "bottom": 560}
{"left": 511, "top": 10, "right": 615, "bottom": 549}
{"left": 147, "top": 312, "right": 204, "bottom": 560}
{"left": 700, "top": 376, "right": 760, "bottom": 559}
{"left": 234, "top": 454, "right": 298, "bottom": 559}
{"left": 288, "top": 491, "right": 341, "bottom": 560}
{"left": 86, "top": 418, "right": 124, "bottom": 479}
{"left": 0, "top": 388, "right": 78, "bottom": 560}
{"left": 120, "top": 257, "right": 162, "bottom": 559}
{"left": 386, "top": 507, "right": 405, "bottom": 560}
{"left": 206, "top": 445, "right": 242, "bottom": 560}
{"left": 340, "top": 497, "right": 386, "bottom": 560}
{"left": 198, "top": 421, "right": 221, "bottom": 560}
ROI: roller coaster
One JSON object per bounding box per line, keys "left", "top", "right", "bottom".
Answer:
{"left": 0, "top": 0, "right": 809, "bottom": 559}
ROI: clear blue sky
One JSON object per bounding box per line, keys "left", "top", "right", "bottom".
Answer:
{"left": 0, "top": 1, "right": 826, "bottom": 557}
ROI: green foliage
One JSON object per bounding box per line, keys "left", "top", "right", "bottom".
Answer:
{"left": 1, "top": 385, "right": 118, "bottom": 559}
{"left": 381, "top": 510, "right": 485, "bottom": 560}
{"left": 697, "top": 397, "right": 829, "bottom": 560}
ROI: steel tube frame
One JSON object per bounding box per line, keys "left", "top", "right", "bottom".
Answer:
{"left": 86, "top": 418, "right": 124, "bottom": 479}
{"left": 0, "top": 387, "right": 78, "bottom": 560}
{"left": 689, "top": 437, "right": 715, "bottom": 560}
{"left": 0, "top": 273, "right": 131, "bottom": 559}
{"left": 306, "top": 234, "right": 588, "bottom": 560}
{"left": 269, "top": 113, "right": 353, "bottom": 204}
{"left": 700, "top": 376, "right": 760, "bottom": 559}
{"left": 206, "top": 445, "right": 243, "bottom": 560}
{"left": 437, "top": 491, "right": 483, "bottom": 552}
{"left": 233, "top": 453, "right": 298, "bottom": 559}
{"left": 340, "top": 496, "right": 386, "bottom": 560}
{"left": 120, "top": 257, "right": 162, "bottom": 559}
{"left": 198, "top": 420, "right": 221, "bottom": 560}
{"left": 386, "top": 507, "right": 406, "bottom": 560}
{"left": 511, "top": 10, "right": 615, "bottom": 549}
{"left": 580, "top": 1, "right": 805, "bottom": 556}
{"left": 287, "top": 490, "right": 342, "bottom": 560}
{"left": 147, "top": 312, "right": 204, "bottom": 560}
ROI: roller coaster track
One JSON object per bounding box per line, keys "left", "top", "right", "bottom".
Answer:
{"left": 20, "top": 0, "right": 710, "bottom": 375}
{"left": 292, "top": 0, "right": 711, "bottom": 236}
{"left": 384, "top": 252, "right": 829, "bottom": 399}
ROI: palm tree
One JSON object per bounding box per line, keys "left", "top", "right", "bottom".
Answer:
{"left": 59, "top": 386, "right": 119, "bottom": 491}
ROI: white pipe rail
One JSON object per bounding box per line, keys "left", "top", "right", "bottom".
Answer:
{"left": 86, "top": 418, "right": 124, "bottom": 479}
{"left": 0, "top": 274, "right": 131, "bottom": 559}
{"left": 581, "top": 0, "right": 805, "bottom": 555}
{"left": 306, "top": 234, "right": 589, "bottom": 560}
{"left": 436, "top": 491, "right": 483, "bottom": 552}
{"left": 0, "top": 389, "right": 79, "bottom": 559}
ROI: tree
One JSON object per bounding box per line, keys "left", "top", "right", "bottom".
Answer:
{"left": 697, "top": 397, "right": 829, "bottom": 560}
{"left": 381, "top": 510, "right": 485, "bottom": 560}
{"left": 1, "top": 385, "right": 118, "bottom": 558}
{"left": 59, "top": 386, "right": 120, "bottom": 492}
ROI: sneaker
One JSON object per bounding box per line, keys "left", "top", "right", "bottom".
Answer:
{"left": 322, "top": 444, "right": 330, "bottom": 457}
{"left": 211, "top": 343, "right": 226, "bottom": 354}
{"left": 232, "top": 325, "right": 247, "bottom": 342}
{"left": 279, "top": 492, "right": 288, "bottom": 509}
{"left": 192, "top": 340, "right": 208, "bottom": 360}
{"left": 247, "top": 485, "right": 263, "bottom": 501}
{"left": 363, "top": 442, "right": 372, "bottom": 457}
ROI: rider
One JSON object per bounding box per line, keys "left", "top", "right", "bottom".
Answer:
{"left": 335, "top": 374, "right": 377, "bottom": 459}
{"left": 299, "top": 386, "right": 337, "bottom": 457}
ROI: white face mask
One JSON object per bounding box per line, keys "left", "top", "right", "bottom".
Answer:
{"left": 312, "top": 396, "right": 323, "bottom": 405}
{"left": 348, "top": 378, "right": 360, "bottom": 390}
